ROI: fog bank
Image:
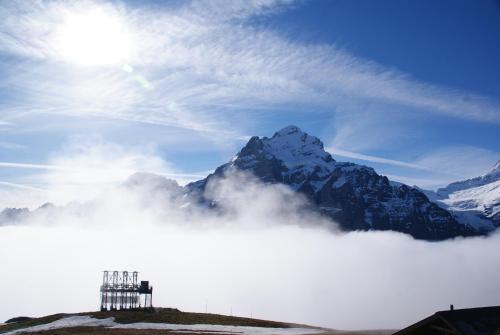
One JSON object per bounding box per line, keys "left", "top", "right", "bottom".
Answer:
{"left": 1, "top": 172, "right": 500, "bottom": 330}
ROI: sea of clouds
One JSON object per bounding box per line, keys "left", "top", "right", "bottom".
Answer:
{"left": 1, "top": 160, "right": 500, "bottom": 330}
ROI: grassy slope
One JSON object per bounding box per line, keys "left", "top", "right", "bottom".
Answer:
{"left": 0, "top": 314, "right": 66, "bottom": 334}
{"left": 1, "top": 327, "right": 237, "bottom": 335}
{"left": 0, "top": 308, "right": 315, "bottom": 334}
{"left": 84, "top": 308, "right": 301, "bottom": 327}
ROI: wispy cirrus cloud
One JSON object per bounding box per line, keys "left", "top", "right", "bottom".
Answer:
{"left": 326, "top": 144, "right": 499, "bottom": 188}
{"left": 414, "top": 146, "right": 500, "bottom": 179}
{"left": 1, "top": 0, "right": 499, "bottom": 194}
{"left": 0, "top": 181, "right": 44, "bottom": 191}
{"left": 0, "top": 0, "right": 499, "bottom": 142}
{"left": 0, "top": 136, "right": 207, "bottom": 208}
{"left": 0, "top": 141, "right": 25, "bottom": 150}
{"left": 328, "top": 147, "right": 429, "bottom": 171}
{"left": 0, "top": 160, "right": 204, "bottom": 180}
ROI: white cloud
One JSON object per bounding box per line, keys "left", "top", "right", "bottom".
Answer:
{"left": 0, "top": 181, "right": 44, "bottom": 191}
{"left": 328, "top": 148, "right": 428, "bottom": 171}
{"left": 0, "top": 172, "right": 499, "bottom": 330}
{"left": 0, "top": 186, "right": 48, "bottom": 209}
{"left": 324, "top": 145, "right": 500, "bottom": 189}
{"left": 0, "top": 141, "right": 25, "bottom": 150}
{"left": 52, "top": 142, "right": 173, "bottom": 193}
{"left": 383, "top": 174, "right": 447, "bottom": 189}
{"left": 0, "top": 137, "right": 204, "bottom": 208}
{"left": 415, "top": 146, "right": 499, "bottom": 179}
{"left": 0, "top": 162, "right": 71, "bottom": 171}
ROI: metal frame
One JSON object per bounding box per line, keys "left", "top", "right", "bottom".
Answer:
{"left": 100, "top": 270, "right": 153, "bottom": 311}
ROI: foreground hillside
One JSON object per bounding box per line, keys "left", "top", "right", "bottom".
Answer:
{"left": 0, "top": 308, "right": 312, "bottom": 335}
{"left": 0, "top": 308, "right": 395, "bottom": 335}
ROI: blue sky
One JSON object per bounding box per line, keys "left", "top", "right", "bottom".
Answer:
{"left": 0, "top": 0, "right": 499, "bottom": 207}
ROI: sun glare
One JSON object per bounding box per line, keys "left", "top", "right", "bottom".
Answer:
{"left": 55, "top": 8, "right": 133, "bottom": 66}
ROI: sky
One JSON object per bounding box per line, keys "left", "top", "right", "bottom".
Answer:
{"left": 0, "top": 0, "right": 499, "bottom": 205}
{"left": 1, "top": 1, "right": 500, "bottom": 330}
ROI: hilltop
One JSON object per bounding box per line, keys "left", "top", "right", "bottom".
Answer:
{"left": 0, "top": 308, "right": 395, "bottom": 335}
{"left": 0, "top": 308, "right": 315, "bottom": 335}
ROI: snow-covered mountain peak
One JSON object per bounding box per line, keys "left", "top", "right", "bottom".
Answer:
{"left": 187, "top": 125, "right": 475, "bottom": 240}
{"left": 261, "top": 125, "right": 334, "bottom": 174}
{"left": 223, "top": 126, "right": 336, "bottom": 186}
{"left": 272, "top": 125, "right": 303, "bottom": 138}
{"left": 268, "top": 125, "right": 325, "bottom": 149}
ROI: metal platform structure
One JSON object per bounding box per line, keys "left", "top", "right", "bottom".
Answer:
{"left": 100, "top": 271, "right": 153, "bottom": 311}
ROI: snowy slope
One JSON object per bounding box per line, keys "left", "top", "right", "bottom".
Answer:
{"left": 2, "top": 315, "right": 322, "bottom": 335}
{"left": 430, "top": 162, "right": 500, "bottom": 231}
{"left": 437, "top": 160, "right": 500, "bottom": 196}
{"left": 259, "top": 125, "right": 336, "bottom": 178}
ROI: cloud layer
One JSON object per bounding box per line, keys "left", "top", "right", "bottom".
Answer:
{"left": 1, "top": 168, "right": 500, "bottom": 330}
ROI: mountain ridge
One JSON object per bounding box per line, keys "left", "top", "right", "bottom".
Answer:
{"left": 427, "top": 160, "right": 500, "bottom": 231}
{"left": 186, "top": 125, "right": 481, "bottom": 240}
{"left": 437, "top": 160, "right": 500, "bottom": 196}
{"left": 1, "top": 125, "right": 497, "bottom": 241}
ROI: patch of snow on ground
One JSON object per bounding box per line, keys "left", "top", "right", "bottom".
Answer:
{"left": 113, "top": 322, "right": 323, "bottom": 335}
{"left": 2, "top": 316, "right": 324, "bottom": 335}
{"left": 2, "top": 316, "right": 116, "bottom": 335}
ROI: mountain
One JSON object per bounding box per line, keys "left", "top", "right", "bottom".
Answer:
{"left": 0, "top": 202, "right": 60, "bottom": 226}
{"left": 1, "top": 126, "right": 494, "bottom": 241}
{"left": 428, "top": 161, "right": 500, "bottom": 231}
{"left": 437, "top": 161, "right": 500, "bottom": 196}
{"left": 187, "top": 125, "right": 479, "bottom": 240}
{"left": 0, "top": 207, "right": 30, "bottom": 225}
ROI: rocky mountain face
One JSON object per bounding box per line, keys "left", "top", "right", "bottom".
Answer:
{"left": 187, "top": 126, "right": 480, "bottom": 240}
{"left": 428, "top": 161, "right": 500, "bottom": 231}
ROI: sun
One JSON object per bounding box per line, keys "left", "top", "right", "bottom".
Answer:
{"left": 54, "top": 7, "right": 133, "bottom": 66}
